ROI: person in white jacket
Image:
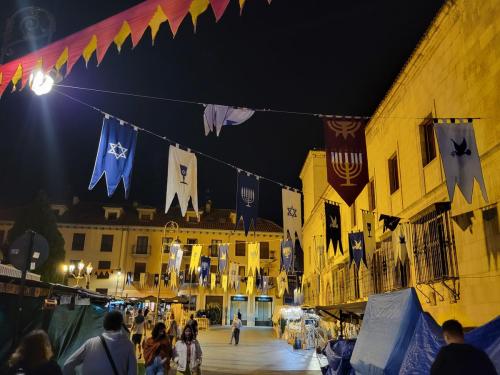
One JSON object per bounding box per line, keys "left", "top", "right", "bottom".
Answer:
{"left": 173, "top": 325, "right": 202, "bottom": 375}
{"left": 63, "top": 310, "right": 137, "bottom": 375}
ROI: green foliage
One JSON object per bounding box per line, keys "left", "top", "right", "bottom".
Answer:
{"left": 7, "top": 191, "right": 65, "bottom": 282}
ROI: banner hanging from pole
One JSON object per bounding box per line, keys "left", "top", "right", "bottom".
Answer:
{"left": 362, "top": 211, "right": 376, "bottom": 260}
{"left": 282, "top": 188, "right": 302, "bottom": 246}
{"left": 236, "top": 171, "right": 259, "bottom": 236}
{"left": 325, "top": 203, "right": 342, "bottom": 255}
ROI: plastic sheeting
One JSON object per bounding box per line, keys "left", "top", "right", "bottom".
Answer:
{"left": 324, "top": 339, "right": 356, "bottom": 375}
{"left": 350, "top": 288, "right": 422, "bottom": 375}
{"left": 400, "top": 314, "right": 500, "bottom": 374}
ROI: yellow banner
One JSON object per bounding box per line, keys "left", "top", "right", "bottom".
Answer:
{"left": 247, "top": 242, "right": 260, "bottom": 277}
{"left": 189, "top": 244, "right": 202, "bottom": 275}
{"left": 222, "top": 274, "right": 228, "bottom": 292}
{"left": 246, "top": 276, "right": 254, "bottom": 295}
{"left": 211, "top": 273, "right": 216, "bottom": 290}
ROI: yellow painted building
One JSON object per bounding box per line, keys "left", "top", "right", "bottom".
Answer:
{"left": 300, "top": 0, "right": 499, "bottom": 328}
{"left": 0, "top": 199, "right": 283, "bottom": 326}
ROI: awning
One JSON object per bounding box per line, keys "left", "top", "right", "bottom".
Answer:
{"left": 316, "top": 300, "right": 367, "bottom": 321}
{"left": 0, "top": 263, "right": 41, "bottom": 281}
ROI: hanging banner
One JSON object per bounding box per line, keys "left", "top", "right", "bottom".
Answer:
{"left": 247, "top": 242, "right": 260, "bottom": 277}
{"left": 348, "top": 232, "right": 367, "bottom": 269}
{"left": 200, "top": 256, "right": 211, "bottom": 286}
{"left": 89, "top": 116, "right": 138, "bottom": 198}
{"left": 434, "top": 119, "right": 488, "bottom": 203}
{"left": 379, "top": 214, "right": 401, "bottom": 232}
{"left": 246, "top": 275, "right": 254, "bottom": 295}
{"left": 277, "top": 270, "right": 288, "bottom": 297}
{"left": 189, "top": 244, "right": 202, "bottom": 275}
{"left": 169, "top": 270, "right": 177, "bottom": 289}
{"left": 168, "top": 243, "right": 183, "bottom": 273}
{"left": 282, "top": 188, "right": 302, "bottom": 246}
{"left": 126, "top": 272, "right": 133, "bottom": 285}
{"left": 210, "top": 273, "right": 216, "bottom": 290}
{"left": 325, "top": 203, "right": 343, "bottom": 255}
{"left": 229, "top": 262, "right": 239, "bottom": 289}
{"left": 165, "top": 145, "right": 199, "bottom": 217}
{"left": 392, "top": 225, "right": 409, "bottom": 265}
{"left": 236, "top": 171, "right": 259, "bottom": 236}
{"left": 362, "top": 211, "right": 376, "bottom": 260}
{"left": 218, "top": 244, "right": 228, "bottom": 273}
{"left": 154, "top": 273, "right": 159, "bottom": 288}
{"left": 222, "top": 274, "right": 228, "bottom": 292}
{"left": 162, "top": 273, "right": 169, "bottom": 287}
{"left": 280, "top": 240, "right": 293, "bottom": 272}
{"left": 203, "top": 104, "right": 255, "bottom": 136}
{"left": 323, "top": 118, "right": 369, "bottom": 207}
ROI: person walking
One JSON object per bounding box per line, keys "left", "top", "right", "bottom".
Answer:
{"left": 8, "top": 329, "right": 62, "bottom": 375}
{"left": 167, "top": 313, "right": 178, "bottom": 347}
{"left": 231, "top": 314, "right": 242, "bottom": 345}
{"left": 431, "top": 319, "right": 496, "bottom": 375}
{"left": 63, "top": 310, "right": 137, "bottom": 375}
{"left": 186, "top": 314, "right": 199, "bottom": 338}
{"left": 173, "top": 326, "right": 202, "bottom": 375}
{"left": 142, "top": 323, "right": 172, "bottom": 375}
{"left": 131, "top": 309, "right": 146, "bottom": 359}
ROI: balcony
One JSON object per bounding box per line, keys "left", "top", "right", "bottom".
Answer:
{"left": 131, "top": 244, "right": 151, "bottom": 257}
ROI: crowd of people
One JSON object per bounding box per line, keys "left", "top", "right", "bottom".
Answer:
{"left": 6, "top": 308, "right": 203, "bottom": 375}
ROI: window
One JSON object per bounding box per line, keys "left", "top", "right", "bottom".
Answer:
{"left": 368, "top": 179, "right": 376, "bottom": 211}
{"left": 420, "top": 116, "right": 436, "bottom": 166}
{"left": 134, "top": 262, "right": 146, "bottom": 281}
{"left": 238, "top": 266, "right": 246, "bottom": 276}
{"left": 183, "top": 238, "right": 198, "bottom": 256}
{"left": 351, "top": 202, "right": 357, "bottom": 228}
{"left": 100, "top": 235, "right": 114, "bottom": 252}
{"left": 71, "top": 233, "right": 85, "bottom": 251}
{"left": 211, "top": 240, "right": 222, "bottom": 257}
{"left": 162, "top": 237, "right": 173, "bottom": 253}
{"left": 107, "top": 212, "right": 118, "bottom": 221}
{"left": 140, "top": 213, "right": 152, "bottom": 221}
{"left": 210, "top": 265, "right": 218, "bottom": 274}
{"left": 260, "top": 242, "right": 270, "bottom": 259}
{"left": 235, "top": 241, "right": 246, "bottom": 256}
{"left": 136, "top": 236, "right": 149, "bottom": 254}
{"left": 161, "top": 263, "right": 169, "bottom": 274}
{"left": 0, "top": 230, "right": 5, "bottom": 244}
{"left": 96, "top": 288, "right": 108, "bottom": 295}
{"left": 98, "top": 261, "right": 111, "bottom": 269}
{"left": 388, "top": 154, "right": 399, "bottom": 194}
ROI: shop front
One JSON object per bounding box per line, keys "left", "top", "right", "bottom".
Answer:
{"left": 230, "top": 295, "right": 248, "bottom": 325}
{"left": 255, "top": 296, "right": 273, "bottom": 326}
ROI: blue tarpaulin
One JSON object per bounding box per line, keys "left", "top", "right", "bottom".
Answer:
{"left": 324, "top": 339, "right": 356, "bottom": 375}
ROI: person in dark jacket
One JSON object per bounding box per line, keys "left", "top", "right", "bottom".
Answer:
{"left": 8, "top": 329, "right": 62, "bottom": 375}
{"left": 186, "top": 314, "right": 199, "bottom": 338}
{"left": 431, "top": 319, "right": 497, "bottom": 375}
{"left": 142, "top": 322, "right": 172, "bottom": 375}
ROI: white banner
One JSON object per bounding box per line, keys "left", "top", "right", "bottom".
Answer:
{"left": 282, "top": 188, "right": 302, "bottom": 245}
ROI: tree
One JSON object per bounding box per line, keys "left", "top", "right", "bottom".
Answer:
{"left": 7, "top": 191, "right": 65, "bottom": 282}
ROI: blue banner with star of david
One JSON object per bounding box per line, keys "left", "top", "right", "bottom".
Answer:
{"left": 348, "top": 231, "right": 367, "bottom": 269}
{"left": 236, "top": 171, "right": 259, "bottom": 236}
{"left": 89, "top": 116, "right": 138, "bottom": 198}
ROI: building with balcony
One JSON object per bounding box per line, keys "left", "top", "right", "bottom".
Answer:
{"left": 300, "top": 0, "right": 499, "bottom": 328}
{"left": 0, "top": 199, "right": 283, "bottom": 326}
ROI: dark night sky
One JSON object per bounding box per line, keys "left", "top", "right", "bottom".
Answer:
{"left": 0, "top": 0, "right": 444, "bottom": 223}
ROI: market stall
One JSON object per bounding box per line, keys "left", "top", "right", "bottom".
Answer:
{"left": 273, "top": 305, "right": 320, "bottom": 350}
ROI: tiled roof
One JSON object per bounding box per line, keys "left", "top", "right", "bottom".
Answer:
{"left": 0, "top": 202, "right": 283, "bottom": 234}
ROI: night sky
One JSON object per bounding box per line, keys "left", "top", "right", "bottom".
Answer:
{"left": 0, "top": 0, "right": 444, "bottom": 223}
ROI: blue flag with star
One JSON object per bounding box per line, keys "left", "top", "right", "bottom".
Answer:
{"left": 349, "top": 231, "right": 367, "bottom": 269}
{"left": 89, "top": 116, "right": 138, "bottom": 198}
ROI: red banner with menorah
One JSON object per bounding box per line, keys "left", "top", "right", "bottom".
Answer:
{"left": 323, "top": 118, "right": 369, "bottom": 207}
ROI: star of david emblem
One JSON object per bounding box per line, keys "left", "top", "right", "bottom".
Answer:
{"left": 108, "top": 142, "right": 128, "bottom": 159}
{"left": 287, "top": 206, "right": 297, "bottom": 218}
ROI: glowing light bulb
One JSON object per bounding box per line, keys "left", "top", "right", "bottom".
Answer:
{"left": 29, "top": 69, "right": 54, "bottom": 96}
{"left": 62, "top": 264, "right": 68, "bottom": 273}
{"left": 117, "top": 270, "right": 122, "bottom": 276}
{"left": 69, "top": 264, "right": 75, "bottom": 273}
{"left": 86, "top": 263, "right": 93, "bottom": 275}
{"left": 78, "top": 262, "right": 84, "bottom": 271}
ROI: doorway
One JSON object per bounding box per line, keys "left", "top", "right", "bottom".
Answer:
{"left": 255, "top": 296, "right": 272, "bottom": 326}
{"left": 205, "top": 295, "right": 223, "bottom": 325}
{"left": 230, "top": 296, "right": 248, "bottom": 325}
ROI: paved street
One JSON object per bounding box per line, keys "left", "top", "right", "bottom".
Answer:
{"left": 196, "top": 326, "right": 322, "bottom": 375}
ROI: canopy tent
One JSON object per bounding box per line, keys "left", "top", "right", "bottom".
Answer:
{"left": 350, "top": 288, "right": 500, "bottom": 374}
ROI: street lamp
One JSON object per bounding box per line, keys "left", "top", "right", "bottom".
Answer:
{"left": 62, "top": 261, "right": 93, "bottom": 288}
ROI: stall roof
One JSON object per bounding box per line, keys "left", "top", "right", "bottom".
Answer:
{"left": 316, "top": 301, "right": 367, "bottom": 320}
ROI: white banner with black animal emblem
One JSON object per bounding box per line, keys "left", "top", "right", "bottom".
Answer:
{"left": 165, "top": 145, "right": 199, "bottom": 217}
{"left": 282, "top": 188, "right": 302, "bottom": 246}
{"left": 434, "top": 119, "right": 488, "bottom": 203}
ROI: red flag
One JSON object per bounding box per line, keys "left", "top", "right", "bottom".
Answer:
{"left": 324, "top": 118, "right": 369, "bottom": 207}
{"left": 210, "top": 0, "right": 230, "bottom": 22}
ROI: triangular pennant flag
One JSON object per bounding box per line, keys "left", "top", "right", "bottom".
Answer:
{"left": 434, "top": 119, "right": 488, "bottom": 203}
{"left": 236, "top": 171, "right": 259, "bottom": 235}
{"left": 89, "top": 116, "right": 138, "bottom": 198}
{"left": 218, "top": 244, "right": 229, "bottom": 273}
{"left": 169, "top": 270, "right": 177, "bottom": 288}
{"left": 325, "top": 203, "right": 343, "bottom": 254}
{"left": 239, "top": 0, "right": 246, "bottom": 14}
{"left": 200, "top": 256, "right": 211, "bottom": 286}
{"left": 324, "top": 118, "right": 369, "bottom": 206}
{"left": 379, "top": 214, "right": 400, "bottom": 232}
{"left": 392, "top": 225, "right": 409, "bottom": 264}
{"left": 280, "top": 240, "right": 293, "bottom": 272}
{"left": 165, "top": 145, "right": 199, "bottom": 217}
{"left": 222, "top": 274, "right": 228, "bottom": 292}
{"left": 246, "top": 275, "right": 254, "bottom": 295}
{"left": 203, "top": 104, "right": 255, "bottom": 136}
{"left": 229, "top": 262, "right": 238, "bottom": 289}
{"left": 190, "top": 0, "right": 210, "bottom": 31}
{"left": 96, "top": 19, "right": 125, "bottom": 65}
{"left": 362, "top": 211, "right": 376, "bottom": 260}
{"left": 161, "top": 0, "right": 192, "bottom": 37}
{"left": 211, "top": 273, "right": 216, "bottom": 290}
{"left": 348, "top": 232, "right": 367, "bottom": 269}
{"left": 247, "top": 242, "right": 260, "bottom": 277}
{"left": 129, "top": 9, "right": 157, "bottom": 48}
{"left": 282, "top": 188, "right": 302, "bottom": 246}
{"left": 210, "top": 0, "right": 231, "bottom": 22}
{"left": 189, "top": 244, "right": 202, "bottom": 275}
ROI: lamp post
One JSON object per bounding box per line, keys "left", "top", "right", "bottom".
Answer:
{"left": 62, "top": 261, "right": 93, "bottom": 288}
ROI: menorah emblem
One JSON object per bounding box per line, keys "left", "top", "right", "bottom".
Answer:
{"left": 241, "top": 186, "right": 255, "bottom": 207}
{"left": 331, "top": 151, "right": 363, "bottom": 186}
{"left": 327, "top": 119, "right": 362, "bottom": 139}
{"left": 179, "top": 164, "right": 188, "bottom": 184}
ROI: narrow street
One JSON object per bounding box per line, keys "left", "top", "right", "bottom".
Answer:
{"left": 195, "top": 327, "right": 322, "bottom": 375}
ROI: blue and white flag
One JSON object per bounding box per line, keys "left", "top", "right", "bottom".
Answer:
{"left": 89, "top": 116, "right": 138, "bottom": 198}
{"left": 203, "top": 104, "right": 255, "bottom": 136}
{"left": 218, "top": 244, "right": 228, "bottom": 273}
{"left": 200, "top": 256, "right": 211, "bottom": 286}
{"left": 236, "top": 171, "right": 259, "bottom": 236}
{"left": 281, "top": 239, "right": 293, "bottom": 272}
{"left": 348, "top": 232, "right": 366, "bottom": 269}
{"left": 168, "top": 243, "right": 183, "bottom": 273}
